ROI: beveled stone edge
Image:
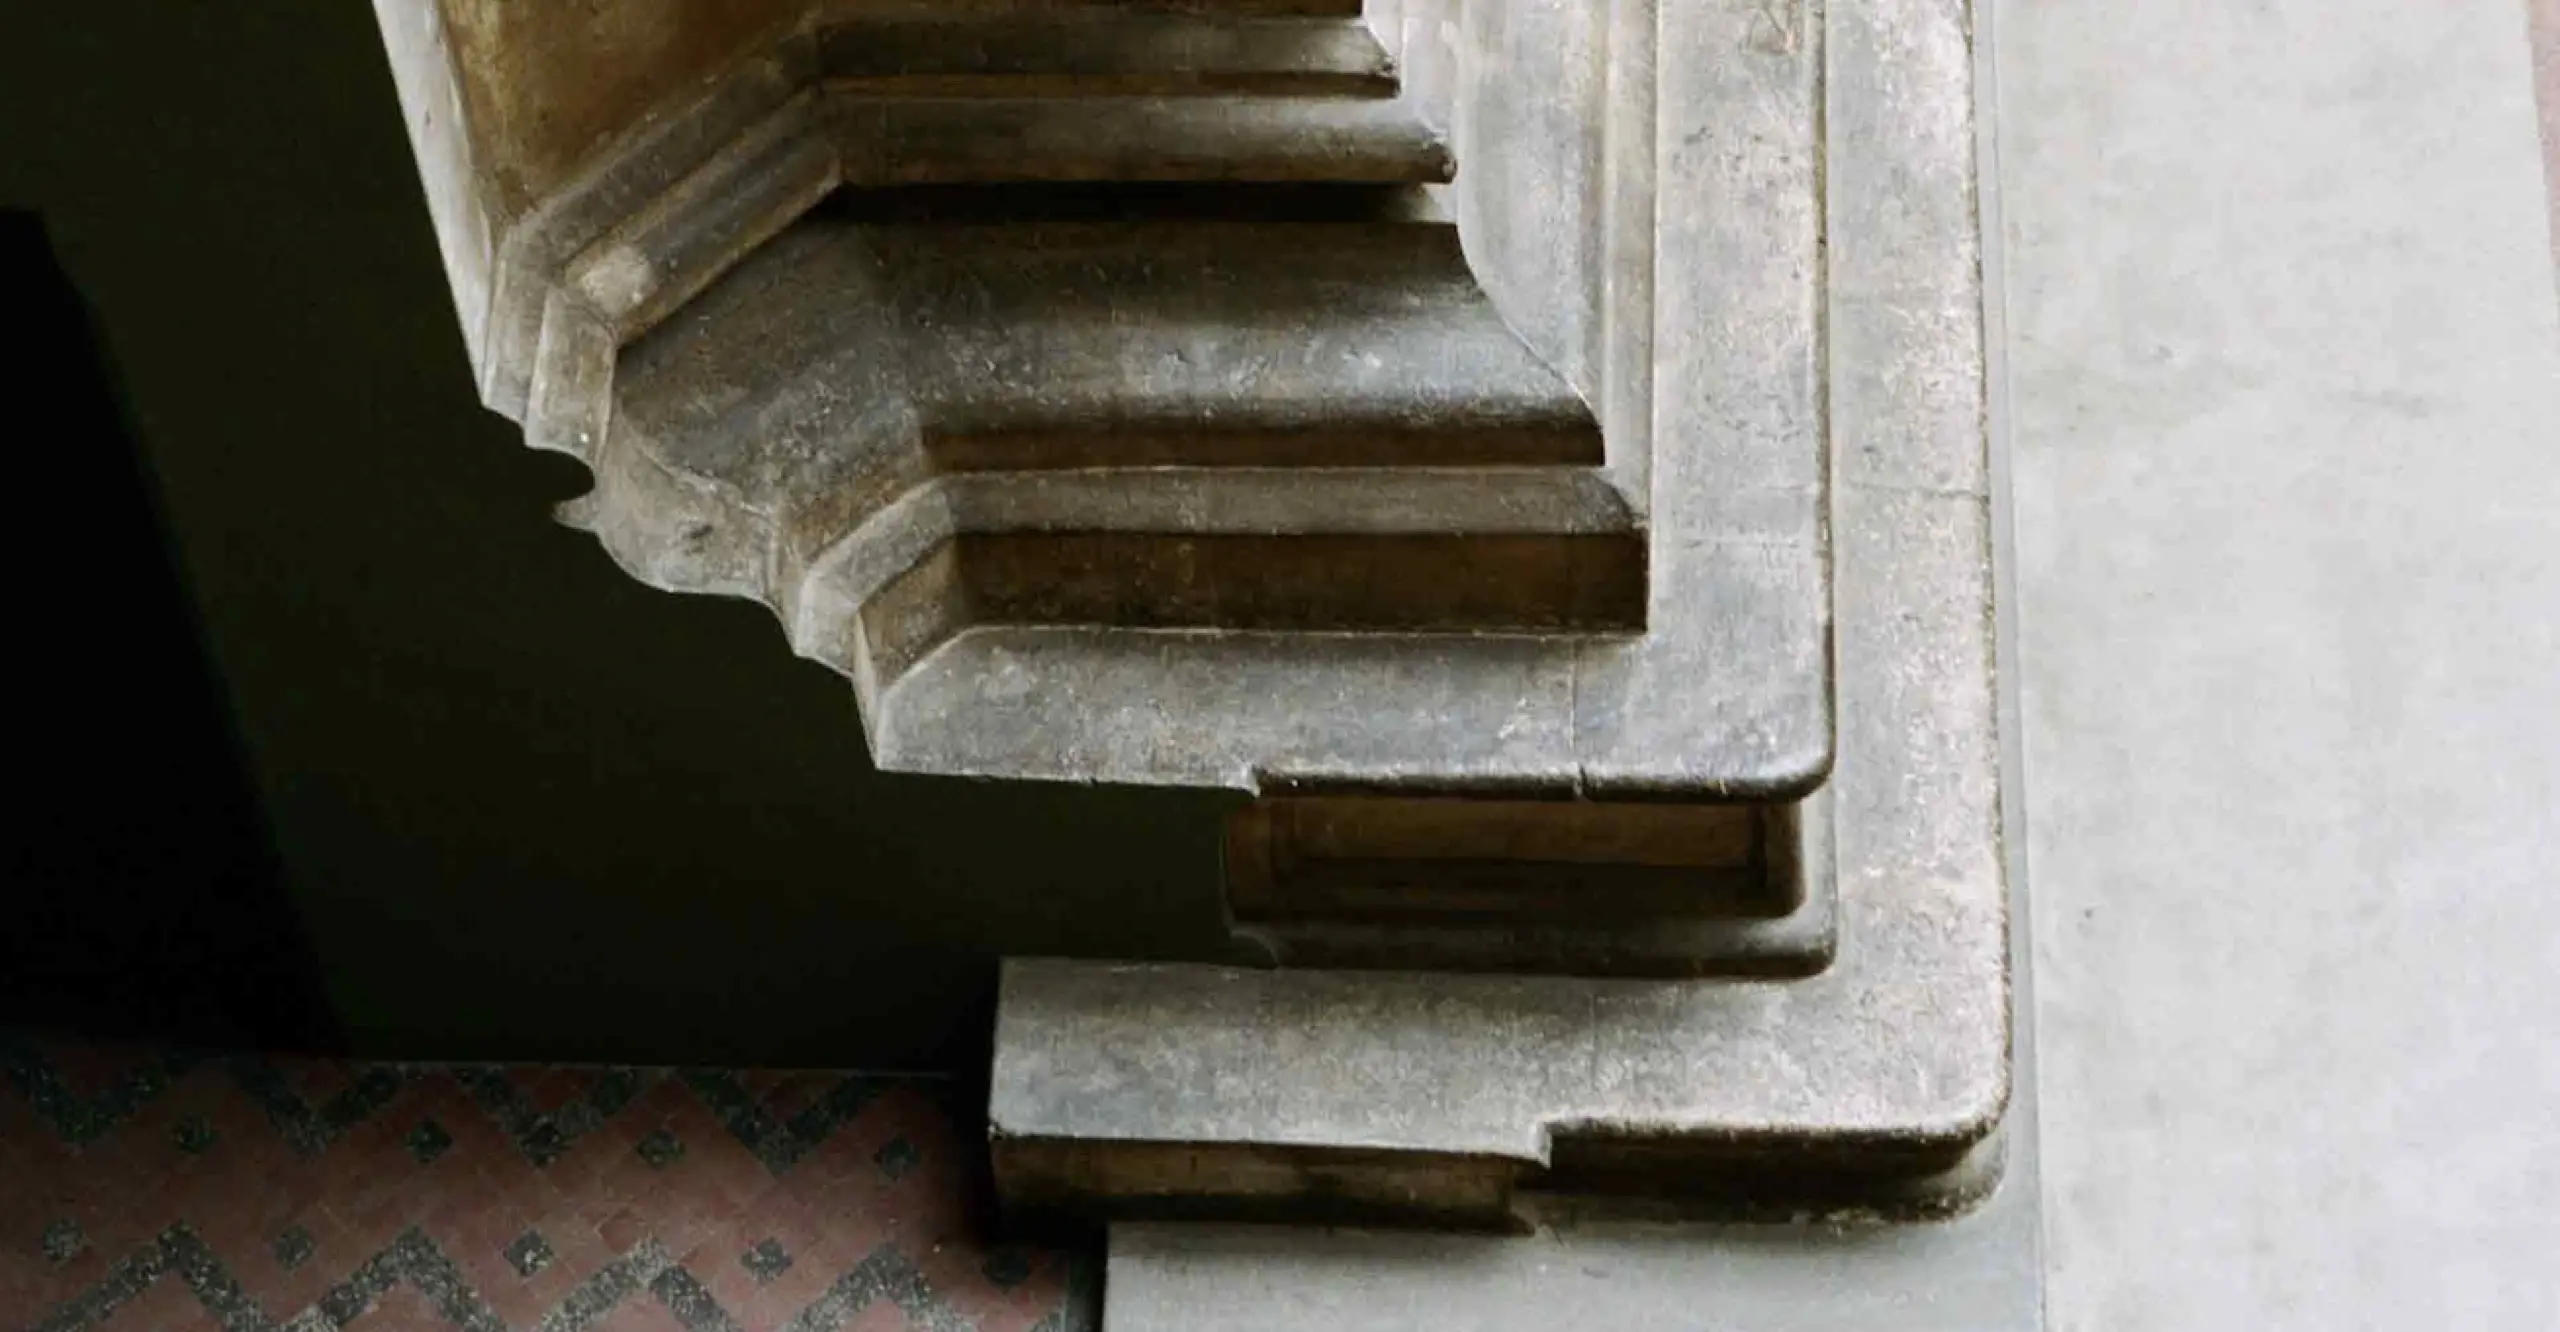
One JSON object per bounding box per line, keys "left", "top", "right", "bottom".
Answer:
{"left": 1217, "top": 787, "right": 1837, "bottom": 979}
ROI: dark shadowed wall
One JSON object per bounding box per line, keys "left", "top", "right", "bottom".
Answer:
{"left": 0, "top": 3, "right": 1249, "bottom": 1069}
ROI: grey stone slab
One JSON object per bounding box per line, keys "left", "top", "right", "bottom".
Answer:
{"left": 1101, "top": 1194, "right": 2043, "bottom": 1332}
{"left": 875, "top": 628, "right": 1585, "bottom": 793}
{"left": 1996, "top": 0, "right": 2560, "bottom": 1327}
{"left": 1099, "top": 935, "right": 2036, "bottom": 1331}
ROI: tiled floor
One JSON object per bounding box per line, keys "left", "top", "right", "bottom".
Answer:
{"left": 0, "top": 1036, "right": 1097, "bottom": 1332}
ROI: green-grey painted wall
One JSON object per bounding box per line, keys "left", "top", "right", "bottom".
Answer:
{"left": 0, "top": 2, "right": 1250, "bottom": 1069}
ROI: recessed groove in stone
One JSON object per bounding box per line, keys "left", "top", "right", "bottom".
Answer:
{"left": 567, "top": 95, "right": 842, "bottom": 340}
{"left": 994, "top": 1110, "right": 1992, "bottom": 1233}
{"left": 843, "top": 0, "right": 1367, "bottom": 16}
{"left": 930, "top": 469, "right": 1638, "bottom": 538}
{"left": 955, "top": 532, "right": 1645, "bottom": 634}
{"left": 840, "top": 96, "right": 1451, "bottom": 184}
{"left": 820, "top": 181, "right": 1428, "bottom": 223}
{"left": 1531, "top": 1129, "right": 2002, "bottom": 1222}
{"left": 479, "top": 42, "right": 818, "bottom": 419}
{"left": 841, "top": 529, "right": 1643, "bottom": 692}
{"left": 993, "top": 1138, "right": 1524, "bottom": 1233}
{"left": 1225, "top": 798, "right": 1792, "bottom": 924}
{"left": 1215, "top": 793, "right": 1829, "bottom": 978}
{"left": 819, "top": 17, "right": 1398, "bottom": 98}
{"left": 925, "top": 423, "right": 1600, "bottom": 470}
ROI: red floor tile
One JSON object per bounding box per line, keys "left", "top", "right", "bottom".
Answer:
{"left": 0, "top": 1035, "right": 1096, "bottom": 1331}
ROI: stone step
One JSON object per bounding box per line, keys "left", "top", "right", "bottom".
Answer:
{"left": 822, "top": 11, "right": 1448, "bottom": 187}
{"left": 591, "top": 210, "right": 1639, "bottom": 696}
{"left": 820, "top": 16, "right": 1399, "bottom": 99}
{"left": 841, "top": 95, "right": 1450, "bottom": 186}
{"left": 861, "top": 214, "right": 1600, "bottom": 469}
{"left": 610, "top": 207, "right": 1604, "bottom": 477}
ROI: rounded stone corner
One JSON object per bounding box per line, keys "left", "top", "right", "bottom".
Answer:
{"left": 1906, "top": 1047, "right": 2016, "bottom": 1160}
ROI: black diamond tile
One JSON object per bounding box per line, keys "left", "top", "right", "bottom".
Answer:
{"left": 635, "top": 1128, "right": 685, "bottom": 1168}
{"left": 273, "top": 1224, "right": 317, "bottom": 1271}
{"left": 5, "top": 1046, "right": 1104, "bottom": 1332}
{"left": 678, "top": 1069, "right": 894, "bottom": 1176}
{"left": 406, "top": 1117, "right": 454, "bottom": 1164}
{"left": 982, "top": 1247, "right": 1034, "bottom": 1289}
{"left": 0, "top": 1040, "right": 188, "bottom": 1145}
{"left": 172, "top": 1114, "right": 219, "bottom": 1154}
{"left": 874, "top": 1135, "right": 921, "bottom": 1180}
{"left": 323, "top": 1067, "right": 410, "bottom": 1134}
{"left": 740, "top": 1237, "right": 793, "bottom": 1285}
{"left": 504, "top": 1229, "right": 554, "bottom": 1278}
{"left": 461, "top": 1065, "right": 662, "bottom": 1169}
{"left": 41, "top": 1219, "right": 85, "bottom": 1265}
{"left": 589, "top": 1068, "right": 643, "bottom": 1117}
{"left": 520, "top": 1119, "right": 569, "bottom": 1166}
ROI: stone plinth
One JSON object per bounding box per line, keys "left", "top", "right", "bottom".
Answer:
{"left": 373, "top": 0, "right": 2013, "bottom": 1236}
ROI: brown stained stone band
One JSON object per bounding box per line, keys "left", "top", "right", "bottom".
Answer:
{"left": 818, "top": 15, "right": 1401, "bottom": 99}
{"left": 853, "top": 533, "right": 1647, "bottom": 690}
{"left": 1225, "top": 798, "right": 1794, "bottom": 925}
{"left": 957, "top": 533, "right": 1646, "bottom": 634}
{"left": 922, "top": 421, "right": 1605, "bottom": 471}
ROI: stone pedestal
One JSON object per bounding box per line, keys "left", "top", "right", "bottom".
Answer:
{"left": 373, "top": 0, "right": 2031, "bottom": 1321}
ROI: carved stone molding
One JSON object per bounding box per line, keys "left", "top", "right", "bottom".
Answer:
{"left": 388, "top": 0, "right": 1829, "bottom": 812}
{"left": 374, "top": 0, "right": 2007, "bottom": 1230}
{"left": 987, "top": 0, "right": 2006, "bottom": 1226}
